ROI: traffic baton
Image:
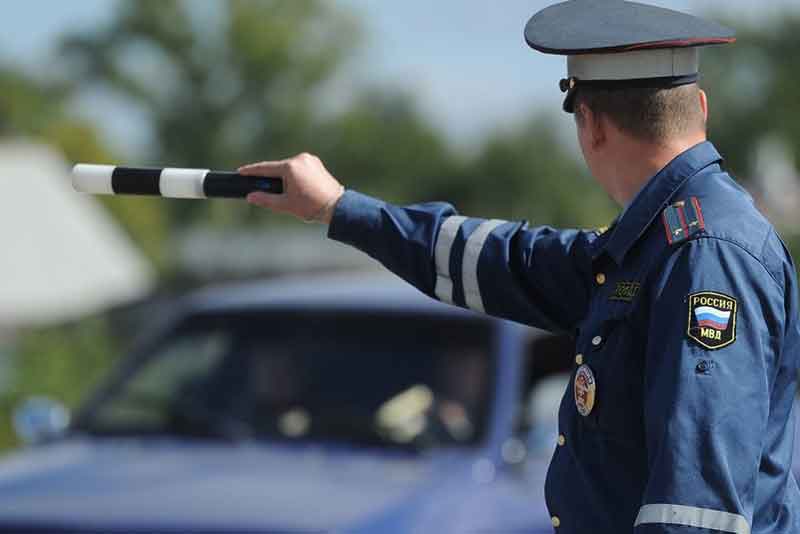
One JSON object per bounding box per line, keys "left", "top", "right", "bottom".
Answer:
{"left": 71, "top": 164, "right": 284, "bottom": 199}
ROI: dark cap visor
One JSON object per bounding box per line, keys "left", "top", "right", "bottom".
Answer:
{"left": 560, "top": 74, "right": 700, "bottom": 114}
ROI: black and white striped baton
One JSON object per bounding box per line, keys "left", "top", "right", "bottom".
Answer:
{"left": 71, "top": 164, "right": 284, "bottom": 199}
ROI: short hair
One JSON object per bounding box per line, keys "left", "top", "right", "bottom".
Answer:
{"left": 574, "top": 84, "right": 706, "bottom": 144}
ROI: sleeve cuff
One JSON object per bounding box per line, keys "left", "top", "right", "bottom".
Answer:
{"left": 327, "top": 189, "right": 387, "bottom": 248}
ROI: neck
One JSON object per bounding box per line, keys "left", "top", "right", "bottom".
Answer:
{"left": 611, "top": 133, "right": 707, "bottom": 206}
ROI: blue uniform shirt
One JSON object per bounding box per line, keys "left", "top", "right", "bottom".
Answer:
{"left": 328, "top": 141, "right": 800, "bottom": 533}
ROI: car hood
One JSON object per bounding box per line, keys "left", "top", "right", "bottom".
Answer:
{"left": 0, "top": 437, "right": 489, "bottom": 532}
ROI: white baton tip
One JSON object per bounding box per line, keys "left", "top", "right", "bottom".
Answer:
{"left": 72, "top": 164, "right": 116, "bottom": 195}
{"left": 160, "top": 168, "right": 209, "bottom": 199}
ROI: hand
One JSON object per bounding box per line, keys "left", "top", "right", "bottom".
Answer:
{"left": 239, "top": 153, "right": 344, "bottom": 224}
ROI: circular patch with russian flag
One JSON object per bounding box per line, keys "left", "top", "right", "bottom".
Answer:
{"left": 574, "top": 365, "right": 596, "bottom": 417}
{"left": 687, "top": 291, "right": 738, "bottom": 350}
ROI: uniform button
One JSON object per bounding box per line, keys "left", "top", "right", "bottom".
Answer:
{"left": 551, "top": 516, "right": 561, "bottom": 528}
{"left": 592, "top": 335, "right": 603, "bottom": 346}
{"left": 575, "top": 353, "right": 584, "bottom": 365}
{"left": 595, "top": 273, "right": 606, "bottom": 285}
{"left": 557, "top": 434, "right": 566, "bottom": 446}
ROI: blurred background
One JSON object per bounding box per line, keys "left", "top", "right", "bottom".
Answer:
{"left": 0, "top": 0, "right": 798, "bottom": 452}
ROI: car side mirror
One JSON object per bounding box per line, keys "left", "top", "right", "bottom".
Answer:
{"left": 13, "top": 397, "right": 70, "bottom": 445}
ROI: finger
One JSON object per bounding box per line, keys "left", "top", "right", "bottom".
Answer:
{"left": 246, "top": 191, "right": 289, "bottom": 211}
{"left": 238, "top": 160, "right": 287, "bottom": 175}
{"left": 246, "top": 191, "right": 275, "bottom": 207}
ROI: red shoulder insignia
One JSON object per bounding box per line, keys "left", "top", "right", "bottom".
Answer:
{"left": 662, "top": 197, "right": 705, "bottom": 245}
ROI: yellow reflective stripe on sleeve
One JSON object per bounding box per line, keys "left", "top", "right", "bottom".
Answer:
{"left": 434, "top": 216, "right": 467, "bottom": 304}
{"left": 462, "top": 219, "right": 506, "bottom": 313}
{"left": 635, "top": 504, "right": 750, "bottom": 534}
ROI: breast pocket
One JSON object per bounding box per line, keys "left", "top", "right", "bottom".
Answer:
{"left": 583, "top": 316, "right": 644, "bottom": 443}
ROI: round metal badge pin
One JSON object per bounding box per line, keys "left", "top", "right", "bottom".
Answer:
{"left": 574, "top": 364, "right": 596, "bottom": 417}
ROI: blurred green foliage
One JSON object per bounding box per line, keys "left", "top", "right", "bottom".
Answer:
{"left": 59, "top": 0, "right": 360, "bottom": 229}
{"left": 0, "top": 319, "right": 119, "bottom": 450}
{"left": 0, "top": 68, "right": 108, "bottom": 164}
{"left": 55, "top": 0, "right": 617, "bottom": 234}
{"left": 701, "top": 13, "right": 800, "bottom": 256}
{"left": 0, "top": 2, "right": 798, "bottom": 452}
{"left": 0, "top": 66, "right": 171, "bottom": 267}
{"left": 703, "top": 13, "right": 800, "bottom": 181}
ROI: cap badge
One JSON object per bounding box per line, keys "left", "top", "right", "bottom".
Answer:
{"left": 574, "top": 364, "right": 596, "bottom": 417}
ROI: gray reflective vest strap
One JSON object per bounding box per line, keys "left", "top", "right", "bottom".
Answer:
{"left": 462, "top": 219, "right": 506, "bottom": 313}
{"left": 434, "top": 216, "right": 467, "bottom": 304}
{"left": 635, "top": 504, "right": 750, "bottom": 534}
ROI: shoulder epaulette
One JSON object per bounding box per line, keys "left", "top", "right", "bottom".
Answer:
{"left": 662, "top": 197, "right": 705, "bottom": 245}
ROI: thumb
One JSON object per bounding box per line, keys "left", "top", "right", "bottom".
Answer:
{"left": 238, "top": 160, "right": 287, "bottom": 176}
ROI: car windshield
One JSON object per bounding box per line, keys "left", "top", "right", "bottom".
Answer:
{"left": 77, "top": 310, "right": 495, "bottom": 451}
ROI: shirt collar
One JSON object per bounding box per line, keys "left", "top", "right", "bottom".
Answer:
{"left": 597, "top": 141, "right": 723, "bottom": 265}
{"left": 618, "top": 173, "right": 647, "bottom": 220}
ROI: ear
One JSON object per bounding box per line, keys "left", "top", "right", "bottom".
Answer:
{"left": 578, "top": 104, "right": 606, "bottom": 150}
{"left": 698, "top": 89, "right": 709, "bottom": 122}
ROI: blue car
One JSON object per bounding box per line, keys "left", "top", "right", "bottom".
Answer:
{"left": 0, "top": 274, "right": 796, "bottom": 533}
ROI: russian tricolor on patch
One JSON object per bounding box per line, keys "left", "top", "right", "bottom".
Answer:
{"left": 695, "top": 306, "right": 731, "bottom": 330}
{"left": 687, "top": 291, "right": 737, "bottom": 350}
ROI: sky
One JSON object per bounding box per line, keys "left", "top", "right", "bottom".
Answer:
{"left": 1, "top": 0, "right": 798, "bottom": 152}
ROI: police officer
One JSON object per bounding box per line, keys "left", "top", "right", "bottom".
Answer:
{"left": 242, "top": 1, "right": 800, "bottom": 532}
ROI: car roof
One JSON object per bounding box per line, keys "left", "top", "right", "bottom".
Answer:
{"left": 182, "top": 272, "right": 492, "bottom": 319}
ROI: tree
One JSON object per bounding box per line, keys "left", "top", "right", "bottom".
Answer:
{"left": 701, "top": 12, "right": 800, "bottom": 257}
{"left": 0, "top": 65, "right": 169, "bottom": 267}
{"left": 702, "top": 13, "right": 800, "bottom": 183}
{"left": 314, "top": 90, "right": 461, "bottom": 205}
{"left": 448, "top": 116, "right": 617, "bottom": 227}
{"left": 0, "top": 67, "right": 108, "bottom": 164}
{"left": 60, "top": 0, "right": 360, "bottom": 230}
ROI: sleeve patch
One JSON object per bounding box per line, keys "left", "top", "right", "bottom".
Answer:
{"left": 662, "top": 197, "right": 705, "bottom": 245}
{"left": 687, "top": 291, "right": 737, "bottom": 350}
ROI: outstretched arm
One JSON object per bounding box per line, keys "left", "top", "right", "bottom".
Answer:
{"left": 242, "top": 153, "right": 595, "bottom": 332}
